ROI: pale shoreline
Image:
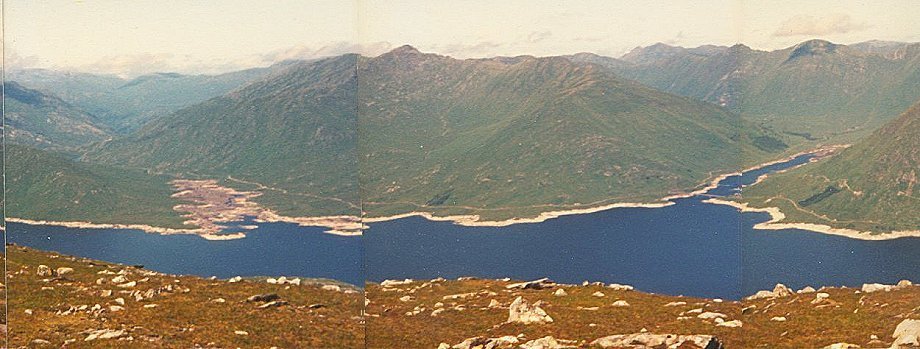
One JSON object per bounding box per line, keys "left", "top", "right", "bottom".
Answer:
{"left": 12, "top": 145, "right": 883, "bottom": 240}
{"left": 704, "top": 198, "right": 920, "bottom": 241}
{"left": 361, "top": 146, "right": 849, "bottom": 227}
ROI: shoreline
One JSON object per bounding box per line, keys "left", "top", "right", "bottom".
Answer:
{"left": 9, "top": 145, "right": 857, "bottom": 238}
{"left": 362, "top": 146, "right": 848, "bottom": 227}
{"left": 703, "top": 198, "right": 920, "bottom": 241}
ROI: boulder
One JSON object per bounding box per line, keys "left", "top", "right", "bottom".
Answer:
{"left": 892, "top": 319, "right": 920, "bottom": 348}
{"left": 897, "top": 280, "right": 913, "bottom": 287}
{"left": 716, "top": 320, "right": 742, "bottom": 328}
{"left": 698, "top": 312, "right": 726, "bottom": 320}
{"left": 798, "top": 286, "right": 817, "bottom": 294}
{"left": 246, "top": 293, "right": 281, "bottom": 303}
{"left": 36, "top": 265, "right": 53, "bottom": 277}
{"left": 606, "top": 283, "right": 634, "bottom": 291}
{"left": 488, "top": 299, "right": 501, "bottom": 308}
{"left": 84, "top": 329, "right": 127, "bottom": 341}
{"left": 821, "top": 344, "right": 860, "bottom": 349}
{"left": 592, "top": 292, "right": 606, "bottom": 297}
{"left": 747, "top": 283, "right": 793, "bottom": 299}
{"left": 451, "top": 335, "right": 519, "bottom": 349}
{"left": 506, "top": 278, "right": 556, "bottom": 290}
{"left": 592, "top": 333, "right": 722, "bottom": 349}
{"left": 56, "top": 267, "right": 75, "bottom": 276}
{"left": 380, "top": 279, "right": 414, "bottom": 287}
{"left": 772, "top": 283, "right": 793, "bottom": 297}
{"left": 611, "top": 300, "right": 630, "bottom": 307}
{"left": 553, "top": 289, "right": 568, "bottom": 297}
{"left": 507, "top": 296, "right": 553, "bottom": 324}
{"left": 862, "top": 283, "right": 894, "bottom": 293}
{"left": 519, "top": 336, "right": 578, "bottom": 349}
{"left": 811, "top": 292, "right": 831, "bottom": 305}
{"left": 257, "top": 300, "right": 288, "bottom": 308}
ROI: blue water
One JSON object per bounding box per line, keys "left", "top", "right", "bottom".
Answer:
{"left": 8, "top": 219, "right": 365, "bottom": 286}
{"left": 10, "top": 153, "right": 919, "bottom": 299}
{"left": 367, "top": 153, "right": 920, "bottom": 299}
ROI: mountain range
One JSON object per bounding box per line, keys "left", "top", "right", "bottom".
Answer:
{"left": 82, "top": 55, "right": 361, "bottom": 218}
{"left": 8, "top": 65, "right": 280, "bottom": 132}
{"left": 4, "top": 81, "right": 111, "bottom": 151}
{"left": 357, "top": 45, "right": 780, "bottom": 219}
{"left": 570, "top": 39, "right": 920, "bottom": 144}
{"left": 5, "top": 39, "right": 918, "bottom": 228}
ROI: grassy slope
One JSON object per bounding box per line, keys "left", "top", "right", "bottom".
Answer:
{"left": 5, "top": 144, "right": 188, "bottom": 228}
{"left": 742, "top": 101, "right": 920, "bottom": 232}
{"left": 84, "top": 56, "right": 361, "bottom": 218}
{"left": 358, "top": 47, "right": 783, "bottom": 220}
{"left": 4, "top": 81, "right": 111, "bottom": 151}
{"left": 6, "top": 245, "right": 363, "bottom": 348}
{"left": 367, "top": 278, "right": 920, "bottom": 348}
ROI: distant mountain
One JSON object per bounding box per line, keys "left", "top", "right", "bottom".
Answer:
{"left": 8, "top": 65, "right": 280, "bottom": 132}
{"left": 358, "top": 46, "right": 783, "bottom": 219}
{"left": 84, "top": 55, "right": 360, "bottom": 217}
{"left": 577, "top": 40, "right": 920, "bottom": 143}
{"left": 80, "top": 47, "right": 785, "bottom": 221}
{"left": 743, "top": 100, "right": 920, "bottom": 232}
{"left": 4, "top": 81, "right": 111, "bottom": 151}
{"left": 5, "top": 144, "right": 186, "bottom": 228}
{"left": 849, "top": 40, "right": 916, "bottom": 58}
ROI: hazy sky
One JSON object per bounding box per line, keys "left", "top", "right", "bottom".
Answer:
{"left": 5, "top": 0, "right": 919, "bottom": 77}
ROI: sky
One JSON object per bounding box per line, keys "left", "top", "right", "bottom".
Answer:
{"left": 4, "top": 0, "right": 919, "bottom": 77}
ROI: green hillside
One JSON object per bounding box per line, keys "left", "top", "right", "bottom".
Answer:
{"left": 584, "top": 40, "right": 920, "bottom": 145}
{"left": 8, "top": 66, "right": 276, "bottom": 132}
{"left": 5, "top": 144, "right": 187, "bottom": 228}
{"left": 742, "top": 100, "right": 920, "bottom": 233}
{"left": 357, "top": 46, "right": 784, "bottom": 219}
{"left": 4, "top": 81, "right": 111, "bottom": 151}
{"left": 84, "top": 55, "right": 361, "bottom": 218}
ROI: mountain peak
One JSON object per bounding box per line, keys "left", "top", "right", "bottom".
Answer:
{"left": 787, "top": 39, "right": 838, "bottom": 61}
{"left": 389, "top": 45, "right": 423, "bottom": 56}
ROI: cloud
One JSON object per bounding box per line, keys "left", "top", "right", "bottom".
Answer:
{"left": 527, "top": 31, "right": 553, "bottom": 43}
{"left": 773, "top": 13, "right": 871, "bottom": 37}
{"left": 75, "top": 53, "right": 178, "bottom": 78}
{"left": 664, "top": 31, "right": 686, "bottom": 45}
{"left": 5, "top": 50, "right": 42, "bottom": 70}
{"left": 257, "top": 41, "right": 394, "bottom": 64}
{"left": 433, "top": 41, "right": 505, "bottom": 58}
{"left": 38, "top": 41, "right": 393, "bottom": 78}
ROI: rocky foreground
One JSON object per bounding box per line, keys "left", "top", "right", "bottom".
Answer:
{"left": 366, "top": 278, "right": 920, "bottom": 349}
{"left": 6, "top": 245, "right": 364, "bottom": 348}
{"left": 6, "top": 245, "right": 919, "bottom": 348}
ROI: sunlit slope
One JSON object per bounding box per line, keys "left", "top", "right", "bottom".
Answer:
{"left": 743, "top": 100, "right": 920, "bottom": 232}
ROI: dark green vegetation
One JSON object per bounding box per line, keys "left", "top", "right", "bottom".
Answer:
{"left": 5, "top": 144, "right": 188, "bottom": 228}
{"left": 11, "top": 40, "right": 918, "bottom": 225}
{"left": 4, "top": 81, "right": 111, "bottom": 151}
{"left": 571, "top": 40, "right": 920, "bottom": 146}
{"left": 743, "top": 100, "right": 920, "bottom": 232}
{"left": 84, "top": 56, "right": 361, "bottom": 218}
{"left": 357, "top": 46, "right": 782, "bottom": 219}
{"left": 9, "top": 66, "right": 276, "bottom": 132}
